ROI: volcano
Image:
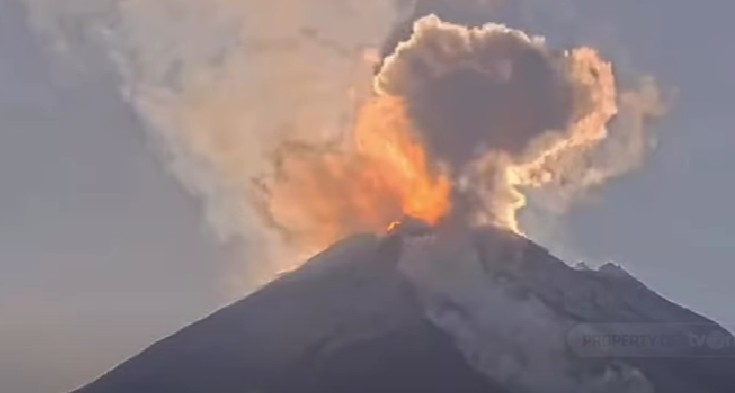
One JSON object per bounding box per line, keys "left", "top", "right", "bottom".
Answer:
{"left": 71, "top": 224, "right": 735, "bottom": 393}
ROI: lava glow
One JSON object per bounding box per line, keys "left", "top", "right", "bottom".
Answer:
{"left": 262, "top": 93, "right": 450, "bottom": 249}
{"left": 354, "top": 95, "right": 452, "bottom": 225}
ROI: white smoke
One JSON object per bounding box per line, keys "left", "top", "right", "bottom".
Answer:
{"left": 20, "top": 0, "right": 664, "bottom": 291}
{"left": 21, "top": 0, "right": 403, "bottom": 291}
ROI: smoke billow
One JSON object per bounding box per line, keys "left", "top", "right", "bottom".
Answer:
{"left": 260, "top": 14, "right": 636, "bottom": 241}
{"left": 377, "top": 16, "right": 572, "bottom": 167}
{"left": 257, "top": 95, "right": 451, "bottom": 251}
{"left": 374, "top": 16, "right": 621, "bottom": 230}
{"left": 23, "top": 0, "right": 663, "bottom": 290}
{"left": 22, "top": 0, "right": 406, "bottom": 288}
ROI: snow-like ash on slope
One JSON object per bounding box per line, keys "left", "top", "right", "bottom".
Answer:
{"left": 397, "top": 228, "right": 654, "bottom": 393}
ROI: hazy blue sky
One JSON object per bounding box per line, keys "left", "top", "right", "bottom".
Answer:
{"left": 0, "top": 1, "right": 225, "bottom": 392}
{"left": 1, "top": 0, "right": 734, "bottom": 392}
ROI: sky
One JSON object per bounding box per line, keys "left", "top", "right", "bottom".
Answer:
{"left": 1, "top": 0, "right": 735, "bottom": 392}
{"left": 0, "top": 1, "right": 225, "bottom": 392}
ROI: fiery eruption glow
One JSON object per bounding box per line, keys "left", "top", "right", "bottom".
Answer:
{"left": 354, "top": 96, "right": 452, "bottom": 224}
{"left": 262, "top": 94, "right": 451, "bottom": 248}
{"left": 258, "top": 14, "right": 658, "bottom": 251}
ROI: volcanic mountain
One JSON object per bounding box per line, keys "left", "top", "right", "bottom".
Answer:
{"left": 71, "top": 223, "right": 735, "bottom": 393}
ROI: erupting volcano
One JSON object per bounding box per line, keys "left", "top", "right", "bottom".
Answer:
{"left": 258, "top": 14, "right": 642, "bottom": 253}
{"left": 71, "top": 222, "right": 735, "bottom": 393}
{"left": 65, "top": 3, "right": 735, "bottom": 393}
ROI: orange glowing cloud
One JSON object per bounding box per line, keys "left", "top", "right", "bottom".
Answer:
{"left": 256, "top": 14, "right": 661, "bottom": 252}
{"left": 259, "top": 94, "right": 450, "bottom": 249}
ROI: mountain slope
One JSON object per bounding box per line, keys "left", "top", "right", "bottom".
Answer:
{"left": 72, "top": 225, "right": 735, "bottom": 393}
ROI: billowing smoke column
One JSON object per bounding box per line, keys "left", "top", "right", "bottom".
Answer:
{"left": 26, "top": 0, "right": 661, "bottom": 289}
{"left": 379, "top": 16, "right": 619, "bottom": 230}
{"left": 259, "top": 14, "right": 625, "bottom": 245}
{"left": 377, "top": 16, "right": 574, "bottom": 169}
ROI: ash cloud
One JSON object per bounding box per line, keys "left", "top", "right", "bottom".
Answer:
{"left": 22, "top": 0, "right": 402, "bottom": 289}
{"left": 381, "top": 0, "right": 502, "bottom": 61}
{"left": 247, "top": 12, "right": 659, "bottom": 251}
{"left": 386, "top": 0, "right": 666, "bottom": 240}
{"left": 376, "top": 15, "right": 575, "bottom": 169}
{"left": 23, "top": 0, "right": 664, "bottom": 288}
{"left": 373, "top": 15, "right": 625, "bottom": 231}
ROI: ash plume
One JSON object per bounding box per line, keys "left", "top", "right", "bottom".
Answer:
{"left": 376, "top": 15, "right": 573, "bottom": 169}
{"left": 260, "top": 14, "right": 642, "bottom": 239}
{"left": 23, "top": 0, "right": 403, "bottom": 290}
{"left": 24, "top": 0, "right": 663, "bottom": 291}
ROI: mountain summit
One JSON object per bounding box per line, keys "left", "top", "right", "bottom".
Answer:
{"left": 72, "top": 224, "right": 735, "bottom": 393}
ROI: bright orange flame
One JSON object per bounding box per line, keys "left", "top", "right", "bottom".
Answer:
{"left": 355, "top": 95, "right": 452, "bottom": 225}
{"left": 264, "top": 94, "right": 451, "bottom": 249}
